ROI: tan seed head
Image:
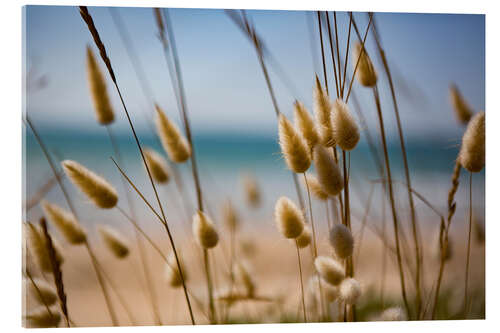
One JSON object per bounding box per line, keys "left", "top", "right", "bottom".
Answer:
{"left": 165, "top": 253, "right": 187, "bottom": 287}
{"left": 274, "top": 196, "right": 305, "bottom": 239}
{"left": 25, "top": 306, "right": 61, "bottom": 328}
{"left": 314, "top": 256, "right": 345, "bottom": 286}
{"left": 192, "top": 211, "right": 219, "bottom": 249}
{"left": 313, "top": 76, "right": 335, "bottom": 147}
{"left": 339, "top": 277, "right": 362, "bottom": 304}
{"left": 294, "top": 100, "right": 319, "bottom": 151}
{"left": 233, "top": 262, "right": 256, "bottom": 297}
{"left": 155, "top": 105, "right": 191, "bottom": 163}
{"left": 242, "top": 173, "right": 261, "bottom": 208}
{"left": 221, "top": 199, "right": 239, "bottom": 232}
{"left": 27, "top": 278, "right": 58, "bottom": 306}
{"left": 303, "top": 173, "right": 329, "bottom": 201}
{"left": 143, "top": 148, "right": 170, "bottom": 184}
{"left": 329, "top": 224, "right": 354, "bottom": 259}
{"left": 332, "top": 99, "right": 360, "bottom": 151}
{"left": 278, "top": 113, "right": 311, "bottom": 173}
{"left": 449, "top": 84, "right": 473, "bottom": 125}
{"left": 86, "top": 46, "right": 114, "bottom": 125}
{"left": 61, "top": 160, "right": 118, "bottom": 209}
{"left": 353, "top": 42, "right": 377, "bottom": 87}
{"left": 313, "top": 145, "right": 344, "bottom": 196}
{"left": 295, "top": 225, "right": 312, "bottom": 249}
{"left": 458, "top": 111, "right": 485, "bottom": 173}
{"left": 41, "top": 200, "right": 87, "bottom": 244}
{"left": 98, "top": 225, "right": 130, "bottom": 259}
{"left": 26, "top": 223, "right": 64, "bottom": 272}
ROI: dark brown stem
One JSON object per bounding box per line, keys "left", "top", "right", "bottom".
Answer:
{"left": 78, "top": 6, "right": 195, "bottom": 324}
{"left": 317, "top": 11, "right": 330, "bottom": 95}
{"left": 324, "top": 12, "right": 339, "bottom": 97}
{"left": 340, "top": 13, "right": 353, "bottom": 97}
{"left": 333, "top": 12, "right": 342, "bottom": 93}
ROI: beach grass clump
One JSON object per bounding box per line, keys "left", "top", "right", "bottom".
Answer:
{"left": 192, "top": 211, "right": 219, "bottom": 249}
{"left": 86, "top": 46, "right": 115, "bottom": 125}
{"left": 353, "top": 42, "right": 377, "bottom": 87}
{"left": 332, "top": 99, "right": 360, "bottom": 151}
{"left": 449, "top": 84, "right": 473, "bottom": 125}
{"left": 143, "top": 148, "right": 170, "bottom": 184}
{"left": 41, "top": 200, "right": 87, "bottom": 244}
{"left": 313, "top": 76, "right": 335, "bottom": 147}
{"left": 61, "top": 160, "right": 118, "bottom": 209}
{"left": 329, "top": 224, "right": 354, "bottom": 259}
{"left": 278, "top": 114, "right": 311, "bottom": 173}
{"left": 314, "top": 256, "right": 345, "bottom": 286}
{"left": 274, "top": 196, "right": 305, "bottom": 239}
{"left": 98, "top": 225, "right": 130, "bottom": 259}
{"left": 155, "top": 104, "right": 191, "bottom": 163}
{"left": 294, "top": 100, "right": 319, "bottom": 151}
{"left": 313, "top": 145, "right": 344, "bottom": 196}
{"left": 458, "top": 111, "right": 485, "bottom": 173}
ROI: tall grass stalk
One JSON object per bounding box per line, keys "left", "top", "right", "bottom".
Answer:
{"left": 463, "top": 172, "right": 473, "bottom": 315}
{"left": 78, "top": 6, "right": 195, "bottom": 324}
{"left": 372, "top": 86, "right": 411, "bottom": 317}
{"left": 368, "top": 15, "right": 423, "bottom": 316}
{"left": 295, "top": 241, "right": 307, "bottom": 322}
{"left": 104, "top": 126, "right": 162, "bottom": 325}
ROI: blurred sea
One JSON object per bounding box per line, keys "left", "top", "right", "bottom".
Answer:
{"left": 23, "top": 127, "right": 485, "bottom": 238}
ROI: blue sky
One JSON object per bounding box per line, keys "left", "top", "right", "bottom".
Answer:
{"left": 24, "top": 6, "right": 485, "bottom": 140}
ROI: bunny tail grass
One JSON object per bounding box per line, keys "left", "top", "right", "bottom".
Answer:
{"left": 278, "top": 113, "right": 311, "bottom": 173}
{"left": 459, "top": 111, "right": 485, "bottom": 173}
{"left": 352, "top": 42, "right": 377, "bottom": 87}
{"left": 313, "top": 75, "right": 335, "bottom": 147}
{"left": 332, "top": 99, "right": 360, "bottom": 151}
{"left": 155, "top": 104, "right": 192, "bottom": 163}
{"left": 313, "top": 145, "right": 344, "bottom": 196}
{"left": 86, "top": 46, "right": 115, "bottom": 125}
{"left": 450, "top": 84, "right": 473, "bottom": 125}
{"left": 61, "top": 160, "right": 118, "bottom": 209}
{"left": 294, "top": 100, "right": 319, "bottom": 151}
{"left": 274, "top": 196, "right": 305, "bottom": 239}
{"left": 41, "top": 200, "right": 87, "bottom": 244}
{"left": 143, "top": 147, "right": 171, "bottom": 184}
{"left": 98, "top": 225, "right": 130, "bottom": 259}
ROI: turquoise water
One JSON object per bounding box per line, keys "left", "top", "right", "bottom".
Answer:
{"left": 24, "top": 127, "right": 485, "bottom": 236}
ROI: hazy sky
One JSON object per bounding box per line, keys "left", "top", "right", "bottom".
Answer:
{"left": 24, "top": 6, "right": 485, "bottom": 140}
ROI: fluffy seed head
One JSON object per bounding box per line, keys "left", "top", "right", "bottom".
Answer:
{"left": 434, "top": 232, "right": 453, "bottom": 262}
{"left": 308, "top": 275, "right": 339, "bottom": 303}
{"left": 26, "top": 223, "right": 64, "bottom": 272}
{"left": 98, "top": 225, "right": 130, "bottom": 258}
{"left": 278, "top": 114, "right": 311, "bottom": 173}
{"left": 61, "top": 160, "right": 118, "bottom": 209}
{"left": 329, "top": 224, "right": 354, "bottom": 259}
{"left": 242, "top": 173, "right": 261, "bottom": 208}
{"left": 313, "top": 145, "right": 344, "bottom": 196}
{"left": 143, "top": 148, "right": 170, "bottom": 184}
{"left": 314, "top": 256, "right": 345, "bottom": 286}
{"left": 192, "top": 211, "right": 219, "bottom": 249}
{"left": 274, "top": 196, "right": 305, "bottom": 239}
{"left": 380, "top": 307, "right": 407, "bottom": 321}
{"left": 233, "top": 262, "right": 256, "bottom": 297}
{"left": 295, "top": 225, "right": 312, "bottom": 248}
{"left": 41, "top": 200, "right": 87, "bottom": 244}
{"left": 155, "top": 105, "right": 191, "bottom": 163}
{"left": 294, "top": 100, "right": 319, "bottom": 151}
{"left": 353, "top": 42, "right": 377, "bottom": 87}
{"left": 27, "top": 278, "right": 58, "bottom": 306}
{"left": 313, "top": 76, "right": 335, "bottom": 147}
{"left": 339, "top": 278, "right": 362, "bottom": 304}
{"left": 25, "top": 306, "right": 61, "bottom": 328}
{"left": 221, "top": 199, "right": 239, "bottom": 231}
{"left": 449, "top": 84, "right": 473, "bottom": 125}
{"left": 303, "top": 173, "right": 329, "bottom": 201}
{"left": 86, "top": 46, "right": 114, "bottom": 125}
{"left": 458, "top": 111, "right": 485, "bottom": 173}
{"left": 332, "top": 99, "right": 360, "bottom": 151}
{"left": 165, "top": 253, "right": 187, "bottom": 287}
